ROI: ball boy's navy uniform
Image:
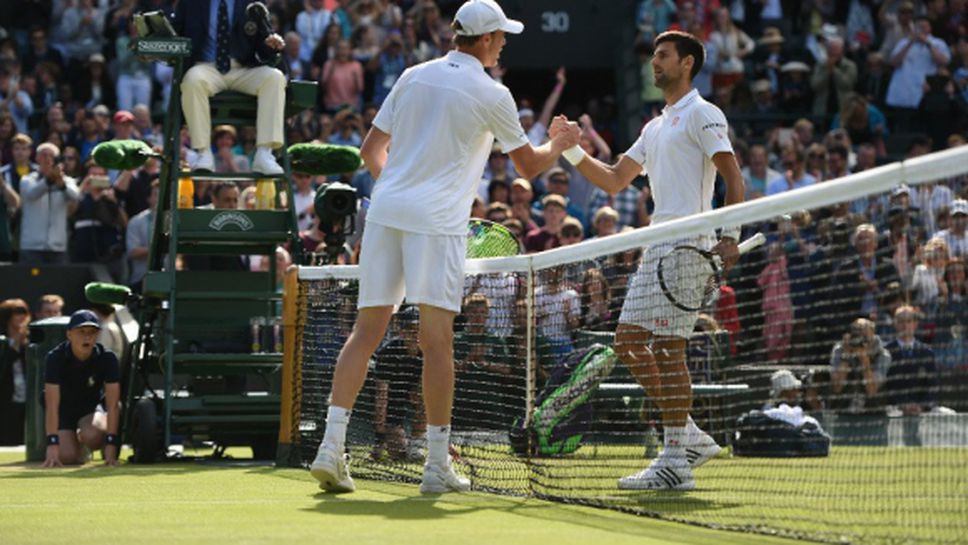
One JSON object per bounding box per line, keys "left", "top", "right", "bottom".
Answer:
{"left": 45, "top": 342, "right": 120, "bottom": 430}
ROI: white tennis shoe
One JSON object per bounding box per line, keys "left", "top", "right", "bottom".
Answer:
{"left": 420, "top": 459, "right": 471, "bottom": 494}
{"left": 684, "top": 428, "right": 722, "bottom": 469}
{"left": 617, "top": 455, "right": 695, "bottom": 491}
{"left": 310, "top": 445, "right": 355, "bottom": 493}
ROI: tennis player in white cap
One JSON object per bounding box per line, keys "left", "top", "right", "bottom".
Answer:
{"left": 311, "top": 0, "right": 581, "bottom": 494}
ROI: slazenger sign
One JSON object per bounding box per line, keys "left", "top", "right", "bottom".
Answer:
{"left": 209, "top": 211, "right": 255, "bottom": 231}
{"left": 136, "top": 40, "right": 190, "bottom": 55}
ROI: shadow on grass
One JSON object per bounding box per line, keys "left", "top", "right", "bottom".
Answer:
{"left": 304, "top": 492, "right": 489, "bottom": 520}
{"left": 297, "top": 474, "right": 741, "bottom": 533}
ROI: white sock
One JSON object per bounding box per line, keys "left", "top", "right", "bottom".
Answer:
{"left": 663, "top": 426, "right": 687, "bottom": 459}
{"left": 426, "top": 425, "right": 450, "bottom": 467}
{"left": 321, "top": 405, "right": 351, "bottom": 452}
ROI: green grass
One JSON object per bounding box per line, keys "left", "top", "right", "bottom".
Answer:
{"left": 3, "top": 445, "right": 966, "bottom": 545}
{"left": 0, "top": 451, "right": 800, "bottom": 545}
{"left": 350, "top": 444, "right": 968, "bottom": 545}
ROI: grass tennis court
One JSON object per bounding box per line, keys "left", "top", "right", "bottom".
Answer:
{"left": 0, "top": 450, "right": 798, "bottom": 545}
{"left": 347, "top": 444, "right": 968, "bottom": 545}
{"left": 2, "top": 447, "right": 965, "bottom": 545}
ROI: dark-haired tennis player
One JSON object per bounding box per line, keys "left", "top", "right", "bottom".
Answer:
{"left": 553, "top": 31, "right": 743, "bottom": 490}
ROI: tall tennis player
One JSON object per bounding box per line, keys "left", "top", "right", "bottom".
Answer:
{"left": 553, "top": 31, "right": 744, "bottom": 490}
{"left": 311, "top": 0, "right": 581, "bottom": 494}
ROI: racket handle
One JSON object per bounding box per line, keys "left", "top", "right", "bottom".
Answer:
{"left": 737, "top": 232, "right": 766, "bottom": 255}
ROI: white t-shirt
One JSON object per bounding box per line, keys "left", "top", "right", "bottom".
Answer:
{"left": 464, "top": 273, "right": 518, "bottom": 338}
{"left": 367, "top": 51, "right": 530, "bottom": 235}
{"left": 293, "top": 188, "right": 315, "bottom": 232}
{"left": 624, "top": 89, "right": 733, "bottom": 226}
{"left": 535, "top": 286, "right": 580, "bottom": 340}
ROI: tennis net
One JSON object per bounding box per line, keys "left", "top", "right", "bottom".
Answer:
{"left": 278, "top": 146, "right": 968, "bottom": 544}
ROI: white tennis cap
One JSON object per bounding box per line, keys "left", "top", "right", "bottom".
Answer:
{"left": 770, "top": 370, "right": 802, "bottom": 397}
{"left": 454, "top": 0, "right": 524, "bottom": 36}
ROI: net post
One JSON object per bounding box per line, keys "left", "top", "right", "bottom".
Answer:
{"left": 276, "top": 264, "right": 301, "bottom": 466}
{"left": 524, "top": 265, "right": 535, "bottom": 429}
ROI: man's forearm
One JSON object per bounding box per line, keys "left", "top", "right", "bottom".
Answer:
{"left": 21, "top": 178, "right": 48, "bottom": 201}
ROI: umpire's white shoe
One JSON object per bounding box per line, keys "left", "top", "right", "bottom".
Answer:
{"left": 252, "top": 147, "right": 284, "bottom": 175}
{"left": 191, "top": 149, "right": 215, "bottom": 172}
{"left": 420, "top": 459, "right": 471, "bottom": 494}
{"left": 618, "top": 456, "right": 695, "bottom": 491}
{"left": 310, "top": 446, "right": 355, "bottom": 493}
{"left": 685, "top": 429, "right": 722, "bottom": 469}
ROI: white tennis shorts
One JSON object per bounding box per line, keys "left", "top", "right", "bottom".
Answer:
{"left": 357, "top": 222, "right": 466, "bottom": 312}
{"left": 618, "top": 236, "right": 711, "bottom": 339}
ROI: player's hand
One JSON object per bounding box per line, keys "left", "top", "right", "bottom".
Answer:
{"left": 43, "top": 445, "right": 63, "bottom": 468}
{"left": 548, "top": 114, "right": 570, "bottom": 138}
{"left": 488, "top": 65, "right": 506, "bottom": 80}
{"left": 555, "top": 66, "right": 566, "bottom": 85}
{"left": 712, "top": 237, "right": 739, "bottom": 273}
{"left": 265, "top": 34, "right": 285, "bottom": 50}
{"left": 552, "top": 121, "right": 581, "bottom": 149}
{"left": 104, "top": 445, "right": 119, "bottom": 466}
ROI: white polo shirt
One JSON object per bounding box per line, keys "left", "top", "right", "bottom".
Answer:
{"left": 624, "top": 88, "right": 733, "bottom": 225}
{"left": 367, "top": 51, "right": 530, "bottom": 236}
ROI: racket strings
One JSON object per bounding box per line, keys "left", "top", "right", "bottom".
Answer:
{"left": 662, "top": 248, "right": 717, "bottom": 310}
{"left": 467, "top": 221, "right": 520, "bottom": 258}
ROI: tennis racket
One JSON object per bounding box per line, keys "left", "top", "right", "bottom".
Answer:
{"left": 657, "top": 232, "right": 766, "bottom": 312}
{"left": 466, "top": 219, "right": 521, "bottom": 259}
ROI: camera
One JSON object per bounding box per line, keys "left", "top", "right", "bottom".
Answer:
{"left": 314, "top": 182, "right": 357, "bottom": 219}
{"left": 313, "top": 182, "right": 358, "bottom": 263}
{"left": 90, "top": 175, "right": 112, "bottom": 189}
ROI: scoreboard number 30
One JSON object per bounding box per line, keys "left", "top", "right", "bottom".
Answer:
{"left": 540, "top": 11, "right": 570, "bottom": 33}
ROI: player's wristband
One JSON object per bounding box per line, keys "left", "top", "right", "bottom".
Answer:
{"left": 720, "top": 227, "right": 740, "bottom": 242}
{"left": 46, "top": 434, "right": 59, "bottom": 446}
{"left": 562, "top": 145, "right": 586, "bottom": 165}
{"left": 105, "top": 434, "right": 120, "bottom": 446}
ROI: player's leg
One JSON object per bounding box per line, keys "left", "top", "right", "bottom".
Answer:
{"left": 402, "top": 230, "right": 470, "bottom": 493}
{"left": 312, "top": 305, "right": 393, "bottom": 491}
{"left": 418, "top": 305, "right": 456, "bottom": 430}
{"left": 614, "top": 323, "right": 659, "bottom": 404}
{"left": 613, "top": 243, "right": 714, "bottom": 490}
{"left": 416, "top": 305, "right": 469, "bottom": 492}
{"left": 329, "top": 307, "right": 394, "bottom": 410}
{"left": 180, "top": 64, "right": 226, "bottom": 170}
{"left": 651, "top": 335, "right": 691, "bottom": 428}
{"left": 227, "top": 65, "right": 285, "bottom": 173}
{"left": 613, "top": 326, "right": 691, "bottom": 490}
{"left": 313, "top": 225, "right": 404, "bottom": 492}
